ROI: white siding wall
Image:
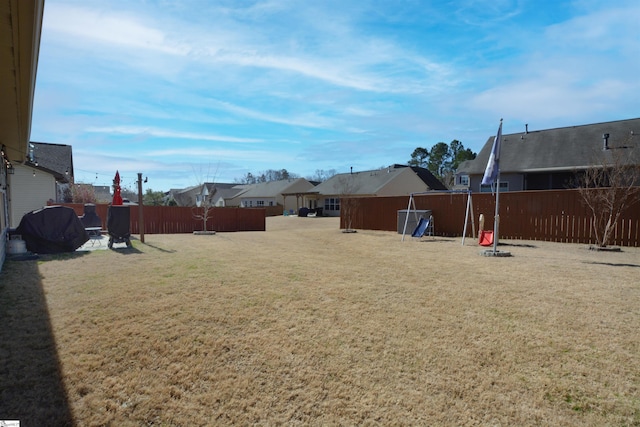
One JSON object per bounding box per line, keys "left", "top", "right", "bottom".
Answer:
{"left": 278, "top": 180, "right": 314, "bottom": 212}
{"left": 8, "top": 164, "right": 57, "bottom": 228}
{"left": 321, "top": 197, "right": 341, "bottom": 217}
{"left": 211, "top": 195, "right": 226, "bottom": 207}
{"left": 281, "top": 197, "right": 297, "bottom": 213}
{"left": 241, "top": 197, "right": 277, "bottom": 208}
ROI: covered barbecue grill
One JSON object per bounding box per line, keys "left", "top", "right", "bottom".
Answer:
{"left": 107, "top": 205, "right": 131, "bottom": 248}
{"left": 106, "top": 170, "right": 131, "bottom": 249}
{"left": 15, "top": 205, "right": 89, "bottom": 254}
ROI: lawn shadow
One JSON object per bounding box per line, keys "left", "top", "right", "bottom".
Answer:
{"left": 142, "top": 242, "right": 177, "bottom": 253}
{"left": 109, "top": 245, "right": 143, "bottom": 255}
{"left": 38, "top": 250, "right": 93, "bottom": 261}
{"left": 499, "top": 242, "right": 537, "bottom": 248}
{"left": 583, "top": 261, "right": 640, "bottom": 268}
{"left": 416, "top": 237, "right": 457, "bottom": 243}
{"left": 0, "top": 260, "right": 74, "bottom": 426}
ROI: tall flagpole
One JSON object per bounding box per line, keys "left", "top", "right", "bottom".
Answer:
{"left": 493, "top": 174, "right": 500, "bottom": 254}
{"left": 480, "top": 118, "right": 508, "bottom": 256}
{"left": 492, "top": 119, "right": 502, "bottom": 254}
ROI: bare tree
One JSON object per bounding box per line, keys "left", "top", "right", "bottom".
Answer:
{"left": 191, "top": 163, "right": 218, "bottom": 233}
{"left": 307, "top": 169, "right": 337, "bottom": 182}
{"left": 338, "top": 174, "right": 361, "bottom": 233}
{"left": 576, "top": 136, "right": 640, "bottom": 247}
{"left": 71, "top": 183, "right": 96, "bottom": 203}
{"left": 235, "top": 169, "right": 299, "bottom": 184}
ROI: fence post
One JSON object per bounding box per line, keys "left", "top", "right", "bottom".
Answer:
{"left": 137, "top": 173, "right": 145, "bottom": 243}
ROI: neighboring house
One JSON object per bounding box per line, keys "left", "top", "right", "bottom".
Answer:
{"left": 7, "top": 163, "right": 56, "bottom": 228}
{"left": 0, "top": 0, "right": 44, "bottom": 270}
{"left": 455, "top": 118, "right": 640, "bottom": 193}
{"left": 168, "top": 184, "right": 202, "bottom": 207}
{"left": 211, "top": 185, "right": 248, "bottom": 207}
{"left": 30, "top": 141, "right": 74, "bottom": 201}
{"left": 230, "top": 178, "right": 315, "bottom": 212}
{"left": 6, "top": 142, "right": 74, "bottom": 228}
{"left": 93, "top": 185, "right": 112, "bottom": 203}
{"left": 168, "top": 183, "right": 246, "bottom": 207}
{"left": 304, "top": 165, "right": 447, "bottom": 217}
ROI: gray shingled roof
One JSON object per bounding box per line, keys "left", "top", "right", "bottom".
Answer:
{"left": 458, "top": 118, "right": 640, "bottom": 175}
{"left": 237, "top": 178, "right": 310, "bottom": 198}
{"left": 169, "top": 183, "right": 244, "bottom": 206}
{"left": 213, "top": 186, "right": 247, "bottom": 202}
{"left": 30, "top": 141, "right": 73, "bottom": 182}
{"left": 408, "top": 166, "right": 448, "bottom": 191}
{"left": 311, "top": 164, "right": 446, "bottom": 195}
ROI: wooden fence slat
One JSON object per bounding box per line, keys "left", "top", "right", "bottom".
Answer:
{"left": 343, "top": 189, "right": 640, "bottom": 247}
{"left": 57, "top": 204, "right": 266, "bottom": 234}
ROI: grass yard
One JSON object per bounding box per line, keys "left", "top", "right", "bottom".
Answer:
{"left": 1, "top": 216, "right": 639, "bottom": 426}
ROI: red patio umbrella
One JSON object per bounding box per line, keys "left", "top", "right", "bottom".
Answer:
{"left": 112, "top": 170, "right": 123, "bottom": 206}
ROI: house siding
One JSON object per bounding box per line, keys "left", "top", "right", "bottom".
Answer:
{"left": 306, "top": 166, "right": 445, "bottom": 217}
{"left": 321, "top": 197, "right": 341, "bottom": 217}
{"left": 238, "top": 179, "right": 314, "bottom": 213}
{"left": 279, "top": 180, "right": 315, "bottom": 212}
{"left": 8, "top": 164, "right": 57, "bottom": 227}
{"left": 458, "top": 118, "right": 640, "bottom": 191}
{"left": 241, "top": 197, "right": 277, "bottom": 208}
{"left": 212, "top": 195, "right": 226, "bottom": 207}
{"left": 471, "top": 173, "right": 524, "bottom": 192}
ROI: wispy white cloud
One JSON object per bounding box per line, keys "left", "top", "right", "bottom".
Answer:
{"left": 452, "top": 0, "right": 525, "bottom": 26}
{"left": 205, "top": 99, "right": 339, "bottom": 129}
{"left": 544, "top": 3, "right": 640, "bottom": 52}
{"left": 466, "top": 1, "right": 640, "bottom": 126}
{"left": 145, "top": 147, "right": 294, "bottom": 162}
{"left": 44, "top": 4, "right": 190, "bottom": 55}
{"left": 32, "top": 0, "right": 640, "bottom": 191}
{"left": 85, "top": 126, "right": 263, "bottom": 144}
{"left": 471, "top": 77, "right": 629, "bottom": 122}
{"left": 44, "top": 1, "right": 455, "bottom": 94}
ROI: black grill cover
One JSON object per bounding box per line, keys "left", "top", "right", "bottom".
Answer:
{"left": 80, "top": 203, "right": 102, "bottom": 228}
{"left": 107, "top": 205, "right": 131, "bottom": 239}
{"left": 16, "top": 205, "right": 89, "bottom": 254}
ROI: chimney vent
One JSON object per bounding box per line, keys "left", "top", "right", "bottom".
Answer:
{"left": 603, "top": 133, "right": 610, "bottom": 150}
{"left": 525, "top": 124, "right": 528, "bottom": 134}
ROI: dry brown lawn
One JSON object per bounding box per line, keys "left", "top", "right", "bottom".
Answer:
{"left": 1, "top": 216, "right": 640, "bottom": 426}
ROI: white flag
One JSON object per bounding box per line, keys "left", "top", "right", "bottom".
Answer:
{"left": 481, "top": 121, "right": 503, "bottom": 186}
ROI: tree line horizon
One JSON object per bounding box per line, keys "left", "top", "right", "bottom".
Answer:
{"left": 70, "top": 140, "right": 477, "bottom": 205}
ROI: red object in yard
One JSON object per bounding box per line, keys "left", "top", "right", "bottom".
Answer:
{"left": 112, "top": 170, "right": 123, "bottom": 206}
{"left": 479, "top": 230, "right": 494, "bottom": 246}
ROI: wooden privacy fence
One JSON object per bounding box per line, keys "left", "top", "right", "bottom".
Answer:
{"left": 59, "top": 204, "right": 266, "bottom": 234}
{"left": 341, "top": 189, "right": 640, "bottom": 247}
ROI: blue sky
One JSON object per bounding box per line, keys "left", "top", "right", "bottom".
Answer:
{"left": 31, "top": 0, "right": 640, "bottom": 193}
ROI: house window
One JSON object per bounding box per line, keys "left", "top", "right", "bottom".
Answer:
{"left": 324, "top": 197, "right": 340, "bottom": 211}
{"left": 459, "top": 175, "right": 469, "bottom": 186}
{"left": 256, "top": 200, "right": 264, "bottom": 207}
{"left": 480, "top": 182, "right": 509, "bottom": 193}
{"left": 269, "top": 201, "right": 273, "bottom": 206}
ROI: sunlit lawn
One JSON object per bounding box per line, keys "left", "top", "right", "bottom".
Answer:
{"left": 1, "top": 216, "right": 639, "bottom": 426}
